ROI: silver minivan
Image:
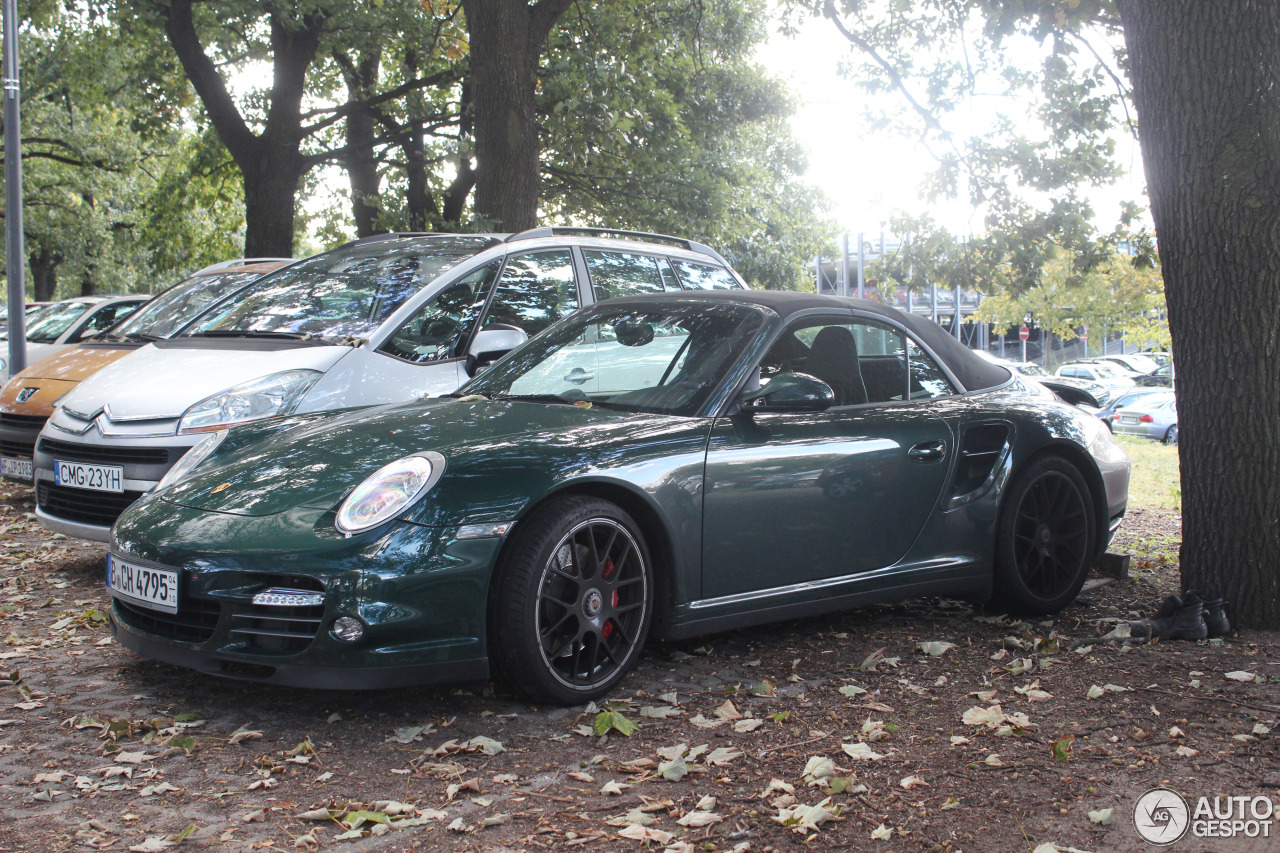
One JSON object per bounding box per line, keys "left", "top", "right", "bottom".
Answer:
{"left": 33, "top": 229, "right": 746, "bottom": 540}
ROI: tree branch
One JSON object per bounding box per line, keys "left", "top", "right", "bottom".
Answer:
{"left": 1067, "top": 30, "right": 1138, "bottom": 139}
{"left": 162, "top": 0, "right": 257, "bottom": 157}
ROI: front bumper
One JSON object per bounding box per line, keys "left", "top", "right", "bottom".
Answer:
{"left": 106, "top": 513, "right": 507, "bottom": 690}
{"left": 0, "top": 413, "right": 47, "bottom": 483}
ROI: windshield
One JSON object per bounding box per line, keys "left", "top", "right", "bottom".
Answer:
{"left": 461, "top": 301, "right": 767, "bottom": 416}
{"left": 24, "top": 301, "right": 96, "bottom": 343}
{"left": 190, "top": 237, "right": 494, "bottom": 339}
{"left": 110, "top": 271, "right": 262, "bottom": 340}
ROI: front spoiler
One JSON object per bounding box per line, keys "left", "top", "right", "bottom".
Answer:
{"left": 111, "top": 612, "right": 490, "bottom": 691}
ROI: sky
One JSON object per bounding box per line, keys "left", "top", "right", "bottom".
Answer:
{"left": 754, "top": 15, "right": 1150, "bottom": 243}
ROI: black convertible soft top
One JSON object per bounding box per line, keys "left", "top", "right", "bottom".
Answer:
{"left": 607, "top": 290, "right": 1013, "bottom": 393}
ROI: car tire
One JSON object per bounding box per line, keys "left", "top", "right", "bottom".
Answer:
{"left": 1164, "top": 425, "right": 1178, "bottom": 445}
{"left": 990, "top": 455, "right": 1096, "bottom": 615}
{"left": 488, "top": 495, "right": 653, "bottom": 704}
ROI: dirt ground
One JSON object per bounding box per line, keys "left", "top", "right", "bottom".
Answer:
{"left": 0, "top": 482, "right": 1276, "bottom": 853}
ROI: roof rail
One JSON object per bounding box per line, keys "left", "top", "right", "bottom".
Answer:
{"left": 339, "top": 232, "right": 503, "bottom": 250}
{"left": 505, "top": 227, "right": 732, "bottom": 267}
{"left": 191, "top": 257, "right": 292, "bottom": 275}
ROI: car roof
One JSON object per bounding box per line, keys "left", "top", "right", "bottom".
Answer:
{"left": 585, "top": 290, "right": 1014, "bottom": 393}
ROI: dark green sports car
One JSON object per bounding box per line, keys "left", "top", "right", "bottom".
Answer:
{"left": 109, "top": 291, "right": 1130, "bottom": 703}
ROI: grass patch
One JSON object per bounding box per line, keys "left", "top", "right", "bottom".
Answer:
{"left": 1114, "top": 434, "right": 1180, "bottom": 511}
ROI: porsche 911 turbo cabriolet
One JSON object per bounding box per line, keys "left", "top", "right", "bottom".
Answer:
{"left": 108, "top": 291, "right": 1129, "bottom": 704}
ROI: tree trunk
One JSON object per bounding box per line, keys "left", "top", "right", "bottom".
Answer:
{"left": 29, "top": 247, "right": 58, "bottom": 302}
{"left": 1118, "top": 0, "right": 1280, "bottom": 629}
{"left": 461, "top": 0, "right": 573, "bottom": 231}
{"left": 338, "top": 50, "right": 385, "bottom": 238}
{"left": 164, "top": 0, "right": 323, "bottom": 258}
{"left": 80, "top": 265, "right": 96, "bottom": 297}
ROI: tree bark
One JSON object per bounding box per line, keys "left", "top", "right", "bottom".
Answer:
{"left": 461, "top": 0, "right": 574, "bottom": 231}
{"left": 163, "top": 0, "right": 323, "bottom": 257}
{"left": 1118, "top": 0, "right": 1280, "bottom": 629}
{"left": 29, "top": 247, "right": 58, "bottom": 302}
{"left": 337, "top": 50, "right": 385, "bottom": 238}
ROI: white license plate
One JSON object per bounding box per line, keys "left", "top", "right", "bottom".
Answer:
{"left": 1118, "top": 416, "right": 1138, "bottom": 425}
{"left": 107, "top": 554, "right": 178, "bottom": 614}
{"left": 0, "top": 456, "right": 32, "bottom": 482}
{"left": 54, "top": 459, "right": 124, "bottom": 493}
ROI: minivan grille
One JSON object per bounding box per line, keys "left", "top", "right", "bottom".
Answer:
{"left": 38, "top": 438, "right": 173, "bottom": 466}
{"left": 37, "top": 482, "right": 144, "bottom": 527}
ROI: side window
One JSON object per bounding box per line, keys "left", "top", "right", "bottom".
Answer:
{"left": 71, "top": 303, "right": 140, "bottom": 341}
{"left": 482, "top": 250, "right": 578, "bottom": 338}
{"left": 583, "top": 250, "right": 667, "bottom": 300}
{"left": 759, "top": 317, "right": 904, "bottom": 407}
{"left": 377, "top": 262, "right": 499, "bottom": 364}
{"left": 907, "top": 339, "right": 955, "bottom": 399}
{"left": 670, "top": 259, "right": 740, "bottom": 290}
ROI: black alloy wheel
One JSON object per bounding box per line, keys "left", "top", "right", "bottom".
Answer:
{"left": 489, "top": 496, "right": 652, "bottom": 704}
{"left": 991, "top": 455, "right": 1096, "bottom": 614}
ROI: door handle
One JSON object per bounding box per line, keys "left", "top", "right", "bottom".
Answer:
{"left": 908, "top": 440, "right": 946, "bottom": 463}
{"left": 563, "top": 368, "right": 595, "bottom": 385}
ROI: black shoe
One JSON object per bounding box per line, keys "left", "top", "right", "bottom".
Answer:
{"left": 1153, "top": 593, "right": 1183, "bottom": 619}
{"left": 1128, "top": 594, "right": 1183, "bottom": 641}
{"left": 1160, "top": 595, "right": 1208, "bottom": 641}
{"left": 1203, "top": 597, "right": 1230, "bottom": 637}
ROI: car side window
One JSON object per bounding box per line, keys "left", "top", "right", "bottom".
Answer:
{"left": 759, "top": 317, "right": 907, "bottom": 407}
{"left": 482, "top": 250, "right": 579, "bottom": 338}
{"left": 906, "top": 339, "right": 954, "bottom": 399}
{"left": 670, "top": 259, "right": 740, "bottom": 290}
{"left": 583, "top": 250, "right": 668, "bottom": 300}
{"left": 70, "top": 302, "right": 141, "bottom": 342}
{"left": 377, "top": 262, "right": 499, "bottom": 364}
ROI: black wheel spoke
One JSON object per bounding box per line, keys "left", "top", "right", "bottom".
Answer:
{"left": 1011, "top": 469, "right": 1090, "bottom": 602}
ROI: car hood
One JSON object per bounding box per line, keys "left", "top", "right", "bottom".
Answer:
{"left": 12, "top": 344, "right": 134, "bottom": 382}
{"left": 55, "top": 341, "right": 351, "bottom": 421}
{"left": 161, "top": 399, "right": 692, "bottom": 518}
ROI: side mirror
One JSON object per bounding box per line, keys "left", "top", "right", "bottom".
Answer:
{"left": 466, "top": 324, "right": 528, "bottom": 375}
{"left": 740, "top": 372, "right": 834, "bottom": 413}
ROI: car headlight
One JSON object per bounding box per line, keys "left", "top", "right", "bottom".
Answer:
{"left": 335, "top": 451, "right": 446, "bottom": 536}
{"left": 178, "top": 370, "right": 321, "bottom": 434}
{"left": 155, "top": 430, "right": 228, "bottom": 492}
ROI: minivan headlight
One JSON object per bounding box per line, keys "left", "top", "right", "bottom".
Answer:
{"left": 335, "top": 452, "right": 446, "bottom": 536}
{"left": 155, "top": 430, "right": 228, "bottom": 492}
{"left": 179, "top": 370, "right": 321, "bottom": 434}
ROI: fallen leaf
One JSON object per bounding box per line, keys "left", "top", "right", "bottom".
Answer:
{"left": 616, "top": 824, "right": 674, "bottom": 844}
{"left": 733, "top": 718, "right": 764, "bottom": 733}
{"left": 918, "top": 641, "right": 956, "bottom": 656}
{"left": 1086, "top": 685, "right": 1105, "bottom": 700}
{"left": 802, "top": 756, "right": 836, "bottom": 786}
{"left": 838, "top": 684, "right": 867, "bottom": 697}
{"left": 841, "top": 742, "right": 885, "bottom": 761}
{"left": 1175, "top": 745, "right": 1198, "bottom": 757}
{"left": 1051, "top": 735, "right": 1074, "bottom": 762}
{"left": 984, "top": 753, "right": 1005, "bottom": 767}
{"left": 594, "top": 710, "right": 638, "bottom": 737}
{"left": 1089, "top": 808, "right": 1113, "bottom": 825}
{"left": 871, "top": 823, "right": 892, "bottom": 840}
{"left": 713, "top": 700, "right": 743, "bottom": 722}
{"left": 677, "top": 810, "right": 723, "bottom": 827}
{"left": 639, "top": 705, "right": 681, "bottom": 719}
{"left": 900, "top": 775, "right": 927, "bottom": 789}
{"left": 127, "top": 839, "right": 174, "bottom": 852}
{"left": 1225, "top": 671, "right": 1256, "bottom": 683}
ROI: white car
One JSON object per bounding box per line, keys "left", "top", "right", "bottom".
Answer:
{"left": 32, "top": 229, "right": 747, "bottom": 541}
{"left": 0, "top": 295, "right": 149, "bottom": 381}
{"left": 1055, "top": 360, "right": 1137, "bottom": 390}
{"left": 1097, "top": 353, "right": 1161, "bottom": 376}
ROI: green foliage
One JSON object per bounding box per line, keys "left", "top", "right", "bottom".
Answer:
{"left": 593, "top": 709, "right": 639, "bottom": 737}
{"left": 538, "top": 0, "right": 833, "bottom": 288}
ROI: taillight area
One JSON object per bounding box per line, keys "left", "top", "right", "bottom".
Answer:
{"left": 1139, "top": 414, "right": 1154, "bottom": 423}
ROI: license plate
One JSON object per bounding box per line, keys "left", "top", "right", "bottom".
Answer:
{"left": 107, "top": 554, "right": 178, "bottom": 614}
{"left": 0, "top": 456, "right": 32, "bottom": 482}
{"left": 54, "top": 459, "right": 124, "bottom": 493}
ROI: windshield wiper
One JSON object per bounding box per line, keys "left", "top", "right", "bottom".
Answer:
{"left": 124, "top": 332, "right": 162, "bottom": 343}
{"left": 189, "top": 330, "right": 313, "bottom": 340}
{"left": 490, "top": 392, "right": 581, "bottom": 406}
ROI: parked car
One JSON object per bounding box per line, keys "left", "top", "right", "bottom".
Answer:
{"left": 1093, "top": 387, "right": 1173, "bottom": 432}
{"left": 1136, "top": 361, "right": 1175, "bottom": 387}
{"left": 1097, "top": 353, "right": 1162, "bottom": 376}
{"left": 0, "top": 259, "right": 290, "bottom": 484}
{"left": 0, "top": 296, "right": 149, "bottom": 383}
{"left": 1055, "top": 360, "right": 1137, "bottom": 389}
{"left": 35, "top": 229, "right": 746, "bottom": 541}
{"left": 974, "top": 352, "right": 1110, "bottom": 408}
{"left": 107, "top": 290, "right": 1129, "bottom": 702}
{"left": 1111, "top": 392, "right": 1178, "bottom": 444}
